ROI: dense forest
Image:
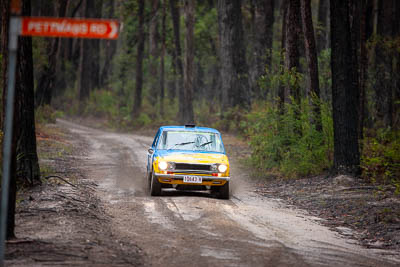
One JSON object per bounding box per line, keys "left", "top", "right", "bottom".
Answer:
{"left": 0, "top": 0, "right": 399, "bottom": 239}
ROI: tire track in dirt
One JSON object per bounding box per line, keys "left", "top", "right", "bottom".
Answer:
{"left": 58, "top": 119, "right": 398, "bottom": 267}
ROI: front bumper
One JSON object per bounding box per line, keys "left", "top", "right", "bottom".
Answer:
{"left": 154, "top": 173, "right": 230, "bottom": 186}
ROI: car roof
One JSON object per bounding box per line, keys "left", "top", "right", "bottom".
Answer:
{"left": 158, "top": 125, "right": 221, "bottom": 134}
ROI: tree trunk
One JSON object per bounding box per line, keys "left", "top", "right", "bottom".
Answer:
{"left": 78, "top": 0, "right": 102, "bottom": 106}
{"left": 316, "top": 0, "right": 329, "bottom": 53}
{"left": 217, "top": 0, "right": 250, "bottom": 111}
{"left": 183, "top": 0, "right": 195, "bottom": 124}
{"left": 16, "top": 0, "right": 41, "bottom": 186}
{"left": 167, "top": 47, "right": 177, "bottom": 100}
{"left": 1, "top": 0, "right": 17, "bottom": 240}
{"left": 35, "top": 0, "right": 68, "bottom": 107}
{"left": 250, "top": 0, "right": 274, "bottom": 99}
{"left": 160, "top": 0, "right": 166, "bottom": 117}
{"left": 374, "top": 0, "right": 394, "bottom": 128}
{"left": 66, "top": 0, "right": 83, "bottom": 78}
{"left": 300, "top": 0, "right": 322, "bottom": 132}
{"left": 359, "top": 0, "right": 368, "bottom": 141}
{"left": 394, "top": 0, "right": 400, "bottom": 128}
{"left": 89, "top": 0, "right": 102, "bottom": 90}
{"left": 278, "top": 0, "right": 288, "bottom": 115}
{"left": 330, "top": 0, "right": 360, "bottom": 175}
{"left": 170, "top": 0, "right": 184, "bottom": 122}
{"left": 285, "top": 0, "right": 301, "bottom": 107}
{"left": 54, "top": 0, "right": 70, "bottom": 98}
{"left": 1, "top": 0, "right": 9, "bottom": 124}
{"left": 149, "top": 0, "right": 160, "bottom": 109}
{"left": 133, "top": 0, "right": 145, "bottom": 117}
{"left": 100, "top": 0, "right": 116, "bottom": 88}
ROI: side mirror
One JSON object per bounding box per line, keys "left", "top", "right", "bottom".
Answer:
{"left": 148, "top": 148, "right": 154, "bottom": 154}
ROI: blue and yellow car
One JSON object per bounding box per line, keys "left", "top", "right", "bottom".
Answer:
{"left": 147, "top": 124, "right": 230, "bottom": 199}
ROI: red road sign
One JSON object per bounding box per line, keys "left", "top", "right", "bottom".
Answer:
{"left": 20, "top": 17, "right": 119, "bottom": 39}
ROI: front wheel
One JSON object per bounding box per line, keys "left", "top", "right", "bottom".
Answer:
{"left": 150, "top": 172, "right": 162, "bottom": 196}
{"left": 217, "top": 182, "right": 230, "bottom": 199}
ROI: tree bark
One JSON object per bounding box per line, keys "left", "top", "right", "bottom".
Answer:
{"left": 278, "top": 0, "right": 288, "bottom": 115}
{"left": 285, "top": 0, "right": 301, "bottom": 106}
{"left": 394, "top": 0, "right": 400, "bottom": 128}
{"left": 217, "top": 0, "right": 250, "bottom": 111}
{"left": 183, "top": 0, "right": 195, "bottom": 124}
{"left": 250, "top": 0, "right": 274, "bottom": 99}
{"left": 54, "top": 0, "right": 70, "bottom": 98}
{"left": 133, "top": 0, "right": 145, "bottom": 117}
{"left": 78, "top": 0, "right": 102, "bottom": 106}
{"left": 374, "top": 0, "right": 394, "bottom": 128}
{"left": 359, "top": 0, "right": 368, "bottom": 141}
{"left": 330, "top": 0, "right": 360, "bottom": 175}
{"left": 35, "top": 0, "right": 68, "bottom": 107}
{"left": 169, "top": 0, "right": 184, "bottom": 122}
{"left": 149, "top": 0, "right": 160, "bottom": 109}
{"left": 1, "top": 0, "right": 10, "bottom": 123}
{"left": 160, "top": 0, "right": 166, "bottom": 117}
{"left": 300, "top": 0, "right": 322, "bottom": 132}
{"left": 16, "top": 0, "right": 41, "bottom": 186}
{"left": 167, "top": 47, "right": 177, "bottom": 100}
{"left": 316, "top": 0, "right": 329, "bottom": 53}
{"left": 89, "top": 0, "right": 102, "bottom": 90}
{"left": 100, "top": 0, "right": 116, "bottom": 88}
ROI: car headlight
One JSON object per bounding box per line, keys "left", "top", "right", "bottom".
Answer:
{"left": 158, "top": 161, "right": 168, "bottom": 170}
{"left": 218, "top": 164, "right": 227, "bottom": 173}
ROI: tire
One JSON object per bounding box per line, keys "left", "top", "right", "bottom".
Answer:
{"left": 150, "top": 172, "right": 162, "bottom": 196}
{"left": 218, "top": 181, "right": 230, "bottom": 199}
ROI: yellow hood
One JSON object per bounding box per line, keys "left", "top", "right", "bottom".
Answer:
{"left": 158, "top": 153, "right": 229, "bottom": 164}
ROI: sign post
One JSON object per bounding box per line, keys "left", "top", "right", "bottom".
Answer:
{"left": 0, "top": 15, "right": 119, "bottom": 266}
{"left": 0, "top": 16, "right": 20, "bottom": 267}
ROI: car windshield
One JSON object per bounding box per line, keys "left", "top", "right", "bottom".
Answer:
{"left": 157, "top": 130, "right": 225, "bottom": 153}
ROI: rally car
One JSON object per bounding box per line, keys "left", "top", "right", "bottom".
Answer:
{"left": 146, "top": 124, "right": 230, "bottom": 199}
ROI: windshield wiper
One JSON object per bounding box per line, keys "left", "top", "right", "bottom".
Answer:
{"left": 170, "top": 141, "right": 195, "bottom": 149}
{"left": 199, "top": 141, "right": 213, "bottom": 147}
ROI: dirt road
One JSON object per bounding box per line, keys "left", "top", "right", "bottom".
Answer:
{"left": 57, "top": 119, "right": 398, "bottom": 266}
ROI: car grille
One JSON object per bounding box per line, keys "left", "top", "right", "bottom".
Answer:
{"left": 175, "top": 163, "right": 211, "bottom": 172}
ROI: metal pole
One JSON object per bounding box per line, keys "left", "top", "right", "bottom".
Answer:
{"left": 0, "top": 17, "right": 20, "bottom": 266}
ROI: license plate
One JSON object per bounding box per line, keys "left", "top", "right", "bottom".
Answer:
{"left": 183, "top": 175, "right": 203, "bottom": 184}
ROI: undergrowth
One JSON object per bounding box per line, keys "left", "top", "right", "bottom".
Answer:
{"left": 241, "top": 99, "right": 333, "bottom": 178}
{"left": 361, "top": 129, "right": 400, "bottom": 193}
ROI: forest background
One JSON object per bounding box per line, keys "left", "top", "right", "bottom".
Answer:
{"left": 0, "top": 0, "right": 400, "bottom": 238}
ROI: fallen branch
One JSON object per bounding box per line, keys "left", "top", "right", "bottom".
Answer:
{"left": 44, "top": 175, "right": 77, "bottom": 188}
{"left": 55, "top": 193, "right": 85, "bottom": 203}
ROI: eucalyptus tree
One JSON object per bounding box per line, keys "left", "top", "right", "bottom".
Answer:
{"left": 300, "top": 0, "right": 322, "bottom": 132}
{"left": 133, "top": 0, "right": 145, "bottom": 117}
{"left": 330, "top": 0, "right": 360, "bottom": 175}
{"left": 183, "top": 0, "right": 195, "bottom": 123}
{"left": 217, "top": 0, "right": 250, "bottom": 112}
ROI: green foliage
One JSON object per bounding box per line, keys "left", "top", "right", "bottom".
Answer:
{"left": 317, "top": 49, "right": 332, "bottom": 101}
{"left": 35, "top": 105, "right": 63, "bottom": 124}
{"left": 243, "top": 100, "right": 333, "bottom": 178}
{"left": 133, "top": 113, "right": 151, "bottom": 127}
{"left": 211, "top": 106, "right": 246, "bottom": 132}
{"left": 361, "top": 130, "right": 400, "bottom": 191}
{"left": 85, "top": 89, "right": 119, "bottom": 118}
